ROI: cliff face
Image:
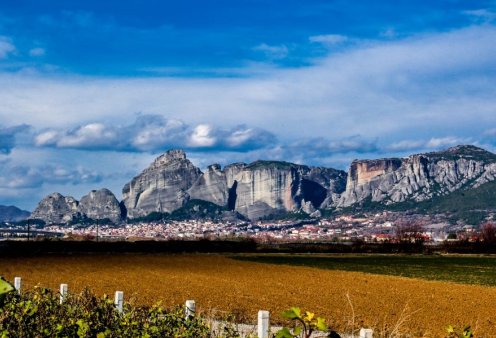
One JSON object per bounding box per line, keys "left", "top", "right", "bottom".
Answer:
{"left": 28, "top": 145, "right": 496, "bottom": 223}
{"left": 227, "top": 162, "right": 347, "bottom": 219}
{"left": 122, "top": 150, "right": 202, "bottom": 218}
{"left": 29, "top": 192, "right": 80, "bottom": 224}
{"left": 335, "top": 145, "right": 496, "bottom": 207}
{"left": 188, "top": 164, "right": 228, "bottom": 206}
{"left": 122, "top": 153, "right": 348, "bottom": 220}
{"left": 78, "top": 188, "right": 122, "bottom": 223}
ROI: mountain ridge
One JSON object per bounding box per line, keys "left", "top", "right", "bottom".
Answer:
{"left": 27, "top": 144, "right": 496, "bottom": 224}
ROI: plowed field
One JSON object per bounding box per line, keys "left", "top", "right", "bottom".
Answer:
{"left": 1, "top": 254, "right": 495, "bottom": 337}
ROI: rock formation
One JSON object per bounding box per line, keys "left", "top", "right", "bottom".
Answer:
{"left": 29, "top": 145, "right": 496, "bottom": 223}
{"left": 122, "top": 153, "right": 348, "bottom": 220}
{"left": 188, "top": 164, "right": 228, "bottom": 206}
{"left": 334, "top": 145, "right": 496, "bottom": 207}
{"left": 78, "top": 188, "right": 122, "bottom": 223}
{"left": 122, "top": 149, "right": 202, "bottom": 218}
{"left": 29, "top": 192, "right": 80, "bottom": 224}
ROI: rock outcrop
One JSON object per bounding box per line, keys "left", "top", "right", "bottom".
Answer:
{"left": 334, "top": 145, "right": 496, "bottom": 207}
{"left": 227, "top": 161, "right": 345, "bottom": 219}
{"left": 78, "top": 188, "right": 122, "bottom": 223}
{"left": 29, "top": 192, "right": 80, "bottom": 224}
{"left": 122, "top": 152, "right": 348, "bottom": 220}
{"left": 188, "top": 164, "right": 228, "bottom": 206}
{"left": 122, "top": 150, "right": 202, "bottom": 218}
{"left": 30, "top": 145, "right": 496, "bottom": 223}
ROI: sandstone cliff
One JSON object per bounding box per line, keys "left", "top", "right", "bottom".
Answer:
{"left": 334, "top": 145, "right": 496, "bottom": 207}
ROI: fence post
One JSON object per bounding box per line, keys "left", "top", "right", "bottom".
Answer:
{"left": 359, "top": 328, "right": 374, "bottom": 338}
{"left": 14, "top": 277, "right": 21, "bottom": 293}
{"left": 59, "top": 284, "right": 68, "bottom": 304}
{"left": 185, "top": 300, "right": 196, "bottom": 318}
{"left": 115, "top": 291, "right": 124, "bottom": 313}
{"left": 258, "top": 310, "right": 270, "bottom": 338}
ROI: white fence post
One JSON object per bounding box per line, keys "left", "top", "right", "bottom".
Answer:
{"left": 258, "top": 310, "right": 270, "bottom": 338}
{"left": 359, "top": 328, "right": 374, "bottom": 338}
{"left": 114, "top": 291, "right": 124, "bottom": 313}
{"left": 14, "top": 277, "right": 21, "bottom": 293}
{"left": 185, "top": 300, "right": 196, "bottom": 318}
{"left": 59, "top": 284, "right": 68, "bottom": 304}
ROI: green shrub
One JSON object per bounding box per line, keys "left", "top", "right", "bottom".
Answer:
{"left": 0, "top": 287, "right": 222, "bottom": 338}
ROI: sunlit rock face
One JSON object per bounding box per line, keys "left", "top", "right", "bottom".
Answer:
{"left": 122, "top": 151, "right": 347, "bottom": 220}
{"left": 122, "top": 149, "right": 202, "bottom": 218}
{"left": 335, "top": 145, "right": 496, "bottom": 207}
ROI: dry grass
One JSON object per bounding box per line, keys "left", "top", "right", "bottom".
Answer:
{"left": 1, "top": 253, "right": 495, "bottom": 337}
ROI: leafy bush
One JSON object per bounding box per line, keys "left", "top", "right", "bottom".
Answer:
{"left": 0, "top": 287, "right": 227, "bottom": 338}
{"left": 275, "top": 307, "right": 330, "bottom": 338}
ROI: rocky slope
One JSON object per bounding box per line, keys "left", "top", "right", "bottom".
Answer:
{"left": 333, "top": 145, "right": 496, "bottom": 207}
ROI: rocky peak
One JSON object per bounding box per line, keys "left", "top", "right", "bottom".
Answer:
{"left": 30, "top": 192, "right": 80, "bottom": 224}
{"left": 150, "top": 149, "right": 187, "bottom": 169}
{"left": 122, "top": 149, "right": 202, "bottom": 217}
{"left": 426, "top": 145, "right": 496, "bottom": 163}
{"left": 78, "top": 188, "right": 122, "bottom": 223}
{"left": 207, "top": 163, "right": 222, "bottom": 172}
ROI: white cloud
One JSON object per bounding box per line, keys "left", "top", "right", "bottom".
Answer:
{"left": 387, "top": 136, "right": 472, "bottom": 153}
{"left": 33, "top": 115, "right": 276, "bottom": 153}
{"left": 188, "top": 124, "right": 216, "bottom": 147}
{"left": 0, "top": 36, "right": 15, "bottom": 59}
{"left": 29, "top": 47, "right": 46, "bottom": 57}
{"left": 309, "top": 34, "right": 347, "bottom": 45}
{"left": 464, "top": 9, "right": 496, "bottom": 23}
{"left": 253, "top": 43, "right": 289, "bottom": 59}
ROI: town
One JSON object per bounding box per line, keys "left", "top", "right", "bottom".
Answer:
{"left": 0, "top": 211, "right": 484, "bottom": 243}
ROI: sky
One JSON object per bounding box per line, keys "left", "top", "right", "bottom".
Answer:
{"left": 0, "top": 0, "right": 496, "bottom": 210}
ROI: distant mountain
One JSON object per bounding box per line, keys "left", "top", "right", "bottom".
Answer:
{"left": 0, "top": 205, "right": 30, "bottom": 222}
{"left": 331, "top": 145, "right": 496, "bottom": 208}
{"left": 28, "top": 145, "right": 496, "bottom": 224}
{"left": 121, "top": 149, "right": 347, "bottom": 220}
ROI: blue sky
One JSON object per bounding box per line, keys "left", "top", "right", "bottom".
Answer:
{"left": 0, "top": 1, "right": 496, "bottom": 210}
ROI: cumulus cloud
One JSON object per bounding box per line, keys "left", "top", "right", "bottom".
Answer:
{"left": 34, "top": 114, "right": 276, "bottom": 153}
{"left": 0, "top": 36, "right": 15, "bottom": 59}
{"left": 189, "top": 124, "right": 216, "bottom": 147}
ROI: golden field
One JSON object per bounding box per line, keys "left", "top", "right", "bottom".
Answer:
{"left": 1, "top": 253, "right": 495, "bottom": 337}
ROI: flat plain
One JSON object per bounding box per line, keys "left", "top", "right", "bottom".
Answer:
{"left": 1, "top": 253, "right": 496, "bottom": 337}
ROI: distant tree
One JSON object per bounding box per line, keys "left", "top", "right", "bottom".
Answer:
{"left": 480, "top": 222, "right": 496, "bottom": 243}
{"left": 395, "top": 220, "right": 425, "bottom": 244}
